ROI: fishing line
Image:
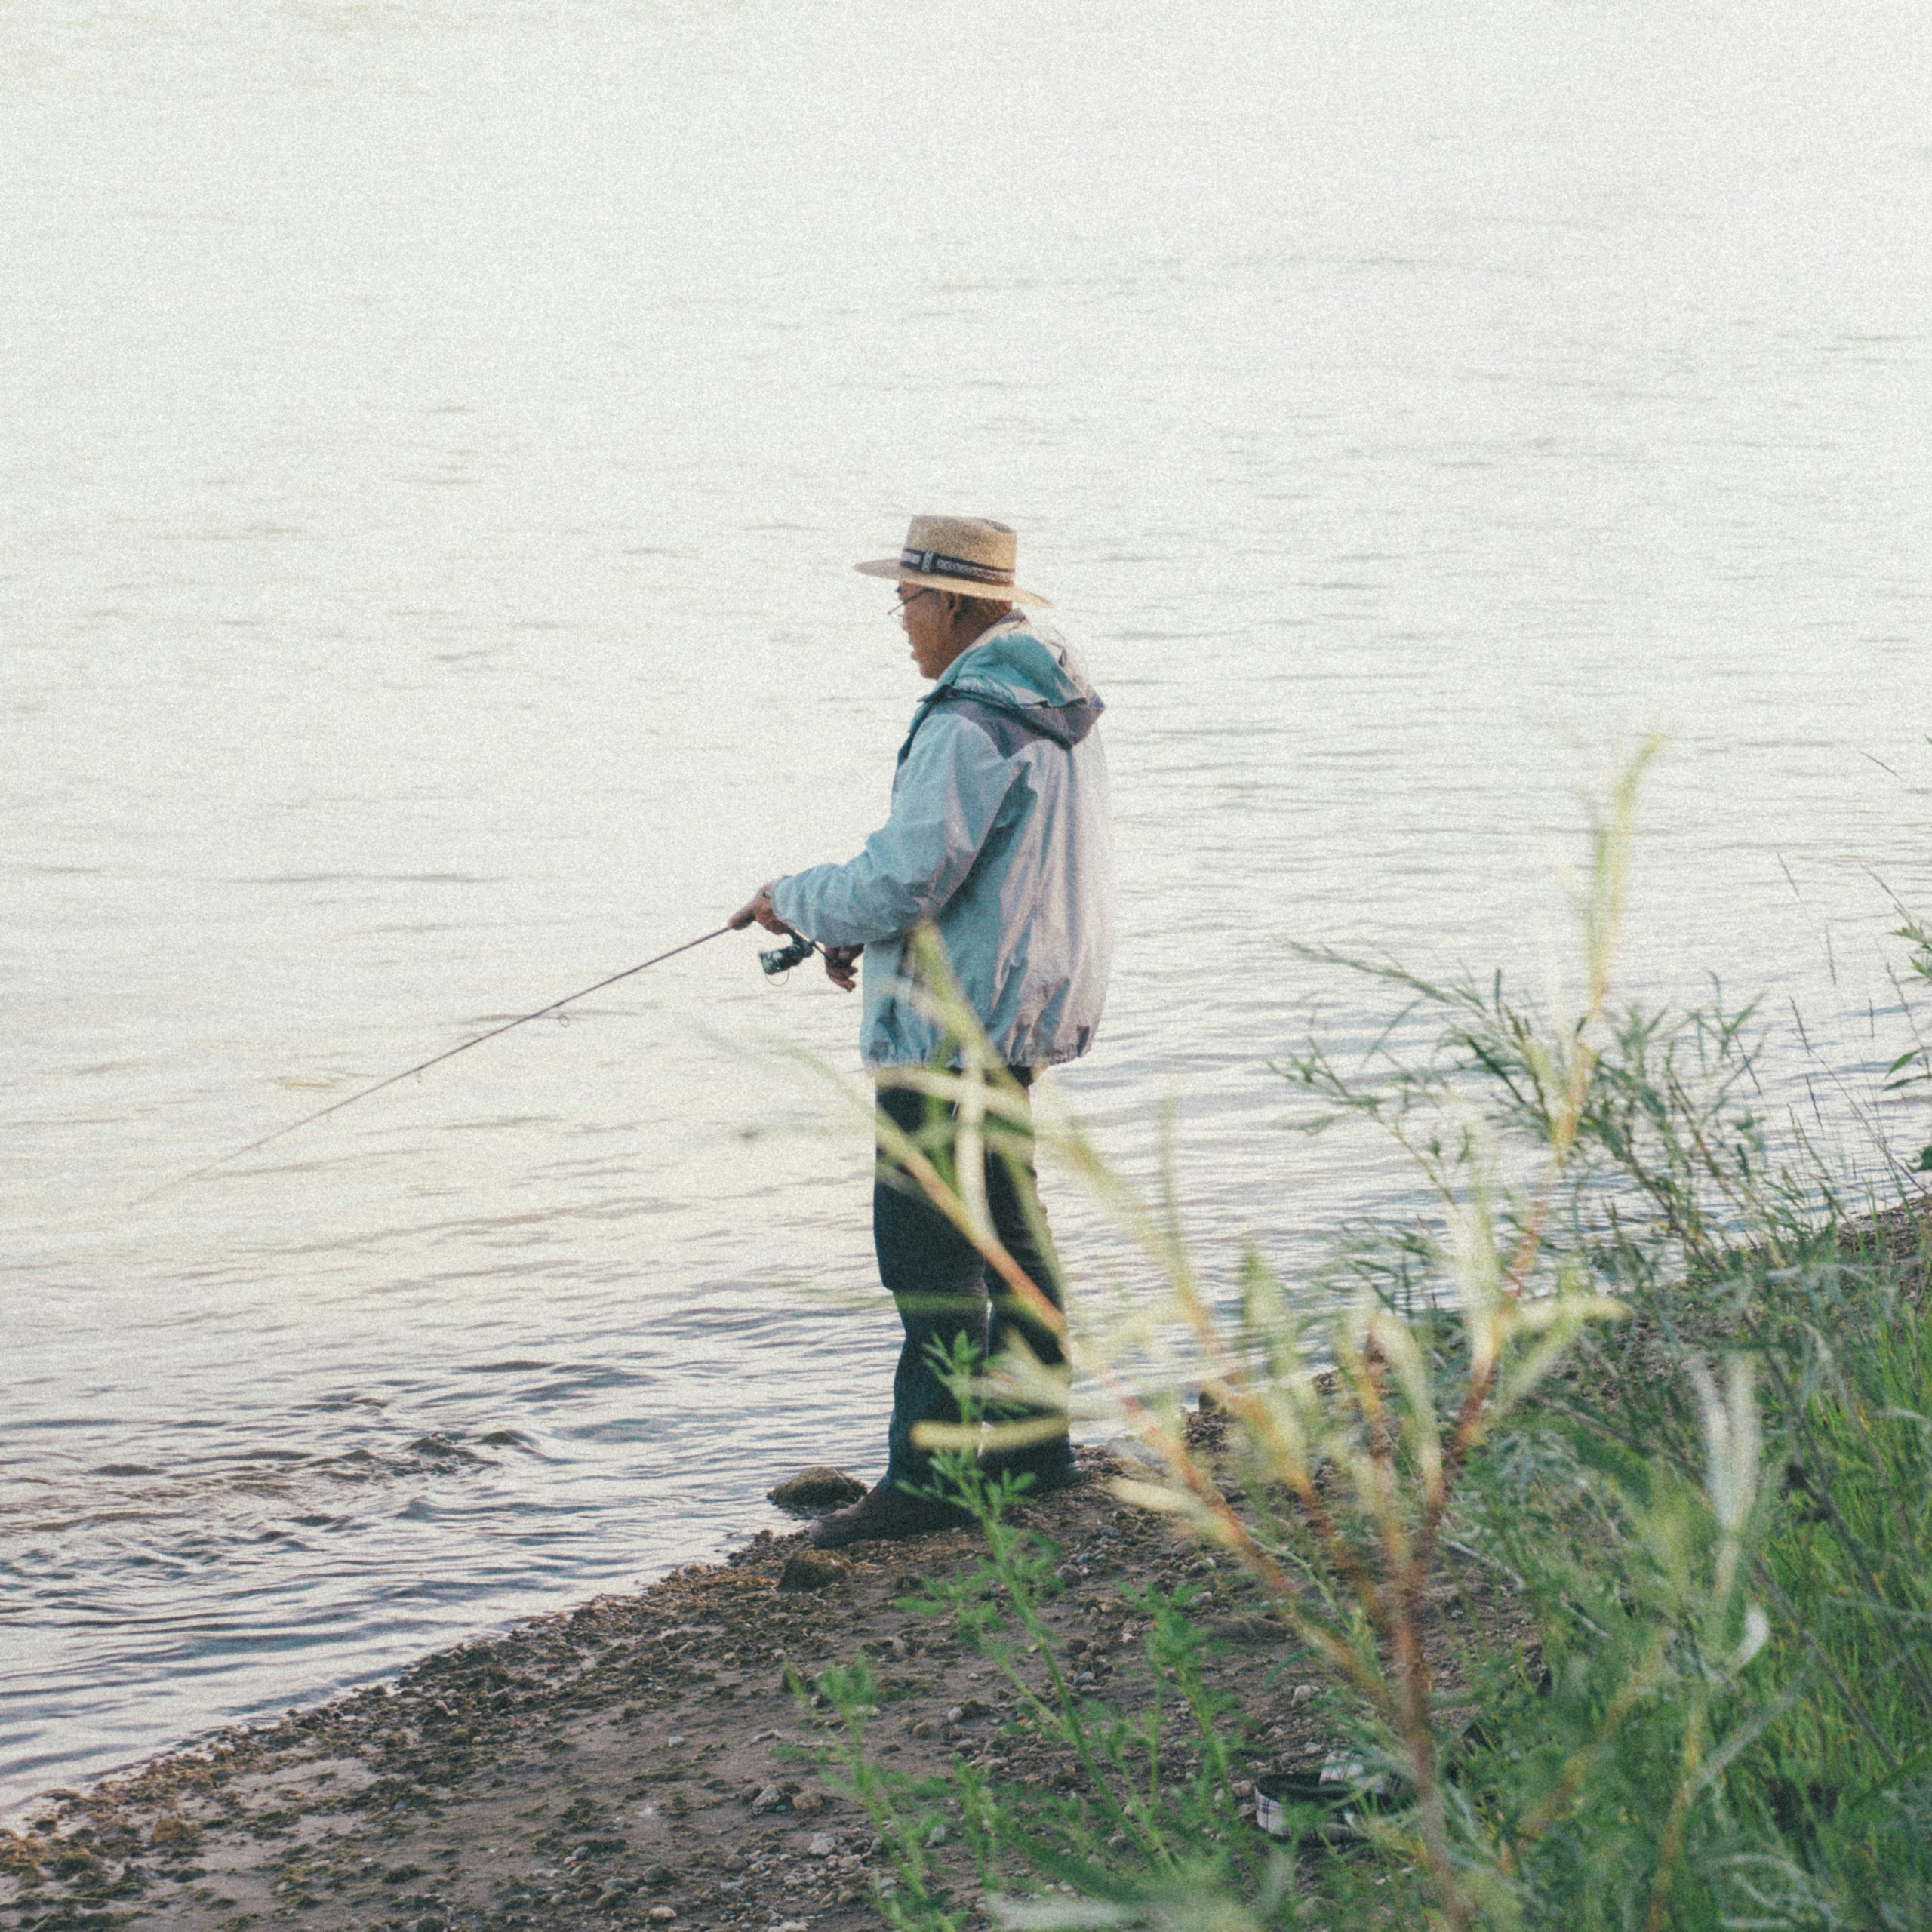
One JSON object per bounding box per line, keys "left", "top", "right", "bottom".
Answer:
{"left": 143, "top": 923, "right": 743, "bottom": 1199}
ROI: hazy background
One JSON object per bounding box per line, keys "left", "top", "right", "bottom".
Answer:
{"left": 3, "top": 0, "right": 1928, "bottom": 1813}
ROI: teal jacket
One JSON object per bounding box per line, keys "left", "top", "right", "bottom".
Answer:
{"left": 770, "top": 613, "right": 1113, "bottom": 1069}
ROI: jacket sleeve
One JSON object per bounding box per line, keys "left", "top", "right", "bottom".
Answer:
{"left": 768, "top": 711, "right": 1017, "bottom": 948}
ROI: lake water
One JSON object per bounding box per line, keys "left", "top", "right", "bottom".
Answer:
{"left": 4, "top": 0, "right": 1929, "bottom": 1815}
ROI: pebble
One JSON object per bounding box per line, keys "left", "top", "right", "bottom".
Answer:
{"left": 1207, "top": 1614, "right": 1281, "bottom": 1644}
{"left": 777, "top": 1549, "right": 846, "bottom": 1594}
{"left": 648, "top": 1909, "right": 676, "bottom": 1924}
{"left": 808, "top": 1832, "right": 836, "bottom": 1856}
{"left": 767, "top": 1466, "right": 867, "bottom": 1511}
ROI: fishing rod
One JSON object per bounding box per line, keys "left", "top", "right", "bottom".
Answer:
{"left": 146, "top": 924, "right": 823, "bottom": 1198}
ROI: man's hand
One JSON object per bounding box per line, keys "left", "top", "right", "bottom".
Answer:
{"left": 729, "top": 883, "right": 794, "bottom": 936}
{"left": 823, "top": 943, "right": 860, "bottom": 993}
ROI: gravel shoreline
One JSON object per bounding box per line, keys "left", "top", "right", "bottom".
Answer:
{"left": 1, "top": 1420, "right": 1524, "bottom": 1932}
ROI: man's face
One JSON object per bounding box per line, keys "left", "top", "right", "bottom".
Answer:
{"left": 899, "top": 586, "right": 953, "bottom": 680}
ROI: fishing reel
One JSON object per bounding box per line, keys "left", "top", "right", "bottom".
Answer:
{"left": 758, "top": 932, "right": 819, "bottom": 977}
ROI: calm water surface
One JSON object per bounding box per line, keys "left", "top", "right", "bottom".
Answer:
{"left": 4, "top": 0, "right": 1930, "bottom": 1813}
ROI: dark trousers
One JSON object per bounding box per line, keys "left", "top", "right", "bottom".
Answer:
{"left": 874, "top": 1071, "right": 1069, "bottom": 1493}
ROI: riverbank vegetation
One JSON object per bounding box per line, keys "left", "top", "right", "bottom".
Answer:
{"left": 829, "top": 761, "right": 1932, "bottom": 1930}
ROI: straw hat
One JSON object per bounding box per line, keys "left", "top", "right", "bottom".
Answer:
{"left": 854, "top": 514, "right": 1051, "bottom": 608}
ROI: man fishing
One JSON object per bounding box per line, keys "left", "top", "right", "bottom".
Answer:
{"left": 730, "top": 515, "right": 1113, "bottom": 1547}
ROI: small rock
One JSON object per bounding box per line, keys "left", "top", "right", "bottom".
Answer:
{"left": 1206, "top": 1614, "right": 1280, "bottom": 1645}
{"left": 666, "top": 1734, "right": 686, "bottom": 1747}
{"left": 808, "top": 1832, "right": 836, "bottom": 1857}
{"left": 924, "top": 1823, "right": 949, "bottom": 1847}
{"left": 648, "top": 1909, "right": 676, "bottom": 1924}
{"left": 767, "top": 1466, "right": 868, "bottom": 1512}
{"left": 737, "top": 1783, "right": 761, "bottom": 1804}
{"left": 1291, "top": 1684, "right": 1318, "bottom": 1705}
{"left": 778, "top": 1549, "right": 847, "bottom": 1594}
{"left": 751, "top": 1783, "right": 785, "bottom": 1813}
{"left": 792, "top": 1789, "right": 824, "bottom": 1815}
{"left": 641, "top": 1864, "right": 675, "bottom": 1890}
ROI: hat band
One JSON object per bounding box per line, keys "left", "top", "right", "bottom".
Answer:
{"left": 900, "top": 547, "right": 1014, "bottom": 588}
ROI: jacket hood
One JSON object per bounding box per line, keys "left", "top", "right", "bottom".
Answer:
{"left": 931, "top": 614, "right": 1104, "bottom": 747}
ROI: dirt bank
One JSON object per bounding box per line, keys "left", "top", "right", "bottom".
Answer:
{"left": 0, "top": 1420, "right": 1524, "bottom": 1932}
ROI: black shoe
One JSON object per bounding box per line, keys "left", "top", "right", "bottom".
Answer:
{"left": 808, "top": 1483, "right": 974, "bottom": 1549}
{"left": 975, "top": 1441, "right": 1081, "bottom": 1498}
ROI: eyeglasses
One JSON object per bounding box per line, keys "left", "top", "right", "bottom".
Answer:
{"left": 891, "top": 588, "right": 934, "bottom": 626}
